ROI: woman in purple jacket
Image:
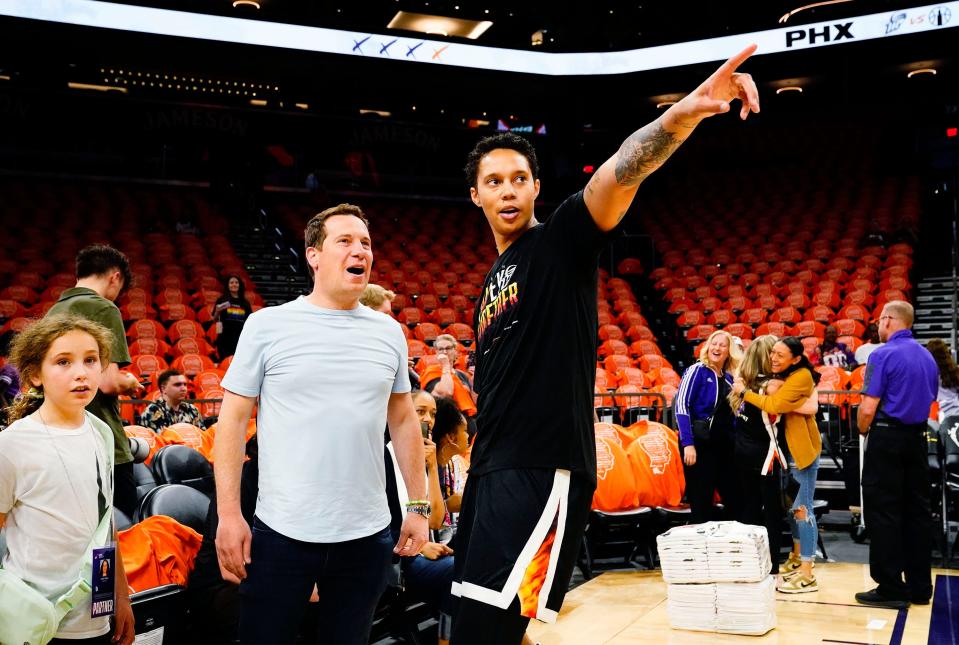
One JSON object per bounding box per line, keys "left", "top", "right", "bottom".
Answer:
{"left": 675, "top": 330, "right": 743, "bottom": 523}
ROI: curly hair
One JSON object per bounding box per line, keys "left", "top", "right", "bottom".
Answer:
{"left": 464, "top": 132, "right": 540, "bottom": 188}
{"left": 5, "top": 314, "right": 113, "bottom": 424}
{"left": 927, "top": 338, "right": 959, "bottom": 390}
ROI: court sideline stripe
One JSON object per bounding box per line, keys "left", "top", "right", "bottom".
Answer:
{"left": 889, "top": 607, "right": 908, "bottom": 645}
{"left": 927, "top": 574, "right": 959, "bottom": 645}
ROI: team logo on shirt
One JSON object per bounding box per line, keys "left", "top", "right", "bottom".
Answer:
{"left": 477, "top": 264, "right": 520, "bottom": 340}
{"left": 638, "top": 425, "right": 672, "bottom": 474}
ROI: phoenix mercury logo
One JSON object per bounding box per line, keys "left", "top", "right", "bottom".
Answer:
{"left": 477, "top": 264, "right": 519, "bottom": 340}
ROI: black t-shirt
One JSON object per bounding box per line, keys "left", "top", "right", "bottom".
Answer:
{"left": 734, "top": 400, "right": 774, "bottom": 471}
{"left": 471, "top": 191, "right": 611, "bottom": 481}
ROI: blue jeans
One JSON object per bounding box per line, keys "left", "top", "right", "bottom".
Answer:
{"left": 402, "top": 554, "right": 454, "bottom": 639}
{"left": 787, "top": 460, "right": 819, "bottom": 561}
{"left": 238, "top": 517, "right": 393, "bottom": 644}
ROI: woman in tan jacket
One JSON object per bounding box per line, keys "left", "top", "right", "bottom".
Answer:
{"left": 732, "top": 336, "right": 821, "bottom": 594}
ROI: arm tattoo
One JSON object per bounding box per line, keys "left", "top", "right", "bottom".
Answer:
{"left": 614, "top": 121, "right": 684, "bottom": 187}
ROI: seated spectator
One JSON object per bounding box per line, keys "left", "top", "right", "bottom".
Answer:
{"left": 432, "top": 397, "right": 471, "bottom": 531}
{"left": 926, "top": 338, "right": 959, "bottom": 423}
{"left": 854, "top": 322, "right": 881, "bottom": 366}
{"left": 0, "top": 332, "right": 20, "bottom": 426}
{"left": 186, "top": 437, "right": 259, "bottom": 644}
{"left": 421, "top": 334, "right": 477, "bottom": 419}
{"left": 385, "top": 390, "right": 454, "bottom": 645}
{"left": 816, "top": 325, "right": 857, "bottom": 369}
{"left": 360, "top": 283, "right": 396, "bottom": 314}
{"left": 139, "top": 369, "right": 203, "bottom": 431}
{"left": 364, "top": 284, "right": 419, "bottom": 388}
{"left": 212, "top": 275, "right": 253, "bottom": 361}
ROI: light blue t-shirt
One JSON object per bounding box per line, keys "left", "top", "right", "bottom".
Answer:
{"left": 222, "top": 297, "right": 411, "bottom": 542}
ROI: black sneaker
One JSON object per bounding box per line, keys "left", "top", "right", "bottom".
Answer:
{"left": 910, "top": 595, "right": 931, "bottom": 606}
{"left": 855, "top": 589, "right": 909, "bottom": 609}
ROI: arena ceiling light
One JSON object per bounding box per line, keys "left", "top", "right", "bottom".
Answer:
{"left": 907, "top": 67, "right": 937, "bottom": 77}
{"left": 68, "top": 81, "right": 127, "bottom": 93}
{"left": 778, "top": 0, "right": 853, "bottom": 24}
{"left": 387, "top": 11, "right": 492, "bottom": 39}
{"left": 776, "top": 86, "right": 803, "bottom": 94}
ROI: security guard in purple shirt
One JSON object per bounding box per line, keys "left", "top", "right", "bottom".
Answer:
{"left": 855, "top": 301, "right": 938, "bottom": 609}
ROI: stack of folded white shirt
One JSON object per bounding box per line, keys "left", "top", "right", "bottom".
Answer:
{"left": 658, "top": 522, "right": 776, "bottom": 635}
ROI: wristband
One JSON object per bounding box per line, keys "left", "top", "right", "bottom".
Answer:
{"left": 405, "top": 500, "right": 431, "bottom": 518}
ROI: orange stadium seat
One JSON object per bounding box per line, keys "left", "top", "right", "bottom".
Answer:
{"left": 168, "top": 319, "right": 205, "bottom": 343}
{"left": 129, "top": 337, "right": 172, "bottom": 359}
{"left": 158, "top": 303, "right": 196, "bottom": 323}
{"left": 193, "top": 369, "right": 226, "bottom": 392}
{"left": 171, "top": 353, "right": 216, "bottom": 377}
{"left": 129, "top": 354, "right": 169, "bottom": 380}
{"left": 172, "top": 337, "right": 216, "bottom": 358}
{"left": 793, "top": 320, "right": 826, "bottom": 339}
{"left": 127, "top": 319, "right": 166, "bottom": 341}
{"left": 599, "top": 339, "right": 630, "bottom": 359}
{"left": 413, "top": 323, "right": 441, "bottom": 345}
{"left": 599, "top": 324, "right": 625, "bottom": 342}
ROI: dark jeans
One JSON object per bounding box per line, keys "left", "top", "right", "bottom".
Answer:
{"left": 402, "top": 553, "right": 454, "bottom": 617}
{"left": 238, "top": 518, "right": 393, "bottom": 644}
{"left": 113, "top": 461, "right": 137, "bottom": 518}
{"left": 684, "top": 435, "right": 741, "bottom": 524}
{"left": 736, "top": 461, "right": 784, "bottom": 574}
{"left": 50, "top": 635, "right": 112, "bottom": 644}
{"left": 861, "top": 424, "right": 933, "bottom": 601}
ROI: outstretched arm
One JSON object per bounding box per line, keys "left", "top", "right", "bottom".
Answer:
{"left": 584, "top": 44, "right": 760, "bottom": 232}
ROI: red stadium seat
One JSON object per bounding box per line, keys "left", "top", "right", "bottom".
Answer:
{"left": 414, "top": 323, "right": 441, "bottom": 344}
{"left": 639, "top": 353, "right": 670, "bottom": 373}
{"left": 447, "top": 322, "right": 475, "bottom": 346}
{"left": 803, "top": 305, "right": 835, "bottom": 324}
{"left": 398, "top": 307, "right": 425, "bottom": 327}
{"left": 0, "top": 299, "right": 27, "bottom": 320}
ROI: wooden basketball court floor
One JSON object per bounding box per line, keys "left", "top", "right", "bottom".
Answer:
{"left": 526, "top": 563, "right": 959, "bottom": 644}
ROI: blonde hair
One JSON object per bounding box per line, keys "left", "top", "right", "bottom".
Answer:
{"left": 698, "top": 330, "right": 742, "bottom": 374}
{"left": 360, "top": 283, "right": 395, "bottom": 309}
{"left": 729, "top": 334, "right": 777, "bottom": 414}
{"left": 6, "top": 314, "right": 114, "bottom": 424}
{"left": 883, "top": 300, "right": 914, "bottom": 327}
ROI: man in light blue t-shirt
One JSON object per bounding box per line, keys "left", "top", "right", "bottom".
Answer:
{"left": 213, "top": 203, "right": 429, "bottom": 644}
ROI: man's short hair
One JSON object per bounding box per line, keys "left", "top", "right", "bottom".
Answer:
{"left": 157, "top": 368, "right": 183, "bottom": 390}
{"left": 884, "top": 300, "right": 914, "bottom": 327}
{"left": 304, "top": 203, "right": 370, "bottom": 250}
{"left": 464, "top": 132, "right": 540, "bottom": 188}
{"left": 76, "top": 244, "right": 132, "bottom": 291}
{"left": 360, "top": 284, "right": 395, "bottom": 309}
